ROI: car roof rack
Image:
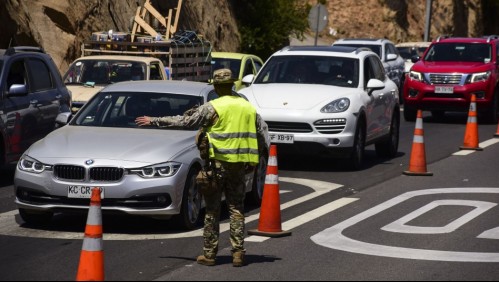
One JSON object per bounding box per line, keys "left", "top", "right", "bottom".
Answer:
{"left": 285, "top": 46, "right": 359, "bottom": 53}
{"left": 5, "top": 46, "right": 45, "bottom": 56}
{"left": 355, "top": 47, "right": 373, "bottom": 54}
{"left": 436, "top": 35, "right": 452, "bottom": 42}
{"left": 340, "top": 38, "right": 383, "bottom": 42}
{"left": 485, "top": 35, "right": 499, "bottom": 43}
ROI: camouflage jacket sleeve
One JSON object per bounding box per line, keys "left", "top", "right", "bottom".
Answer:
{"left": 256, "top": 113, "right": 270, "bottom": 157}
{"left": 150, "top": 103, "right": 217, "bottom": 129}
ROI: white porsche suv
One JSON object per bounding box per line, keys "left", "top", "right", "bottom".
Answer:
{"left": 239, "top": 46, "right": 400, "bottom": 169}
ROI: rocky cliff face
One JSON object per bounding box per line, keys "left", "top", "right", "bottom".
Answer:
{"left": 313, "top": 0, "right": 486, "bottom": 44}
{"left": 0, "top": 0, "right": 496, "bottom": 74}
{"left": 0, "top": 0, "right": 239, "bottom": 73}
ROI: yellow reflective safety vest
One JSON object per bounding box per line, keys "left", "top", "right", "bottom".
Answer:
{"left": 207, "top": 96, "right": 259, "bottom": 165}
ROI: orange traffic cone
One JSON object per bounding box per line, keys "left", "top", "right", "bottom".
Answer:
{"left": 403, "top": 110, "right": 433, "bottom": 176}
{"left": 248, "top": 145, "right": 292, "bottom": 237}
{"left": 460, "top": 94, "right": 483, "bottom": 151}
{"left": 494, "top": 122, "right": 499, "bottom": 138}
{"left": 76, "top": 188, "right": 104, "bottom": 281}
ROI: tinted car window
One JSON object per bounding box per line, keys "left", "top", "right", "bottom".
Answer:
{"left": 0, "top": 61, "right": 3, "bottom": 77}
{"left": 243, "top": 60, "right": 253, "bottom": 77}
{"left": 6, "top": 60, "right": 27, "bottom": 91}
{"left": 254, "top": 55, "right": 359, "bottom": 88}
{"left": 28, "top": 58, "right": 53, "bottom": 92}
{"left": 150, "top": 62, "right": 164, "bottom": 80}
{"left": 370, "top": 56, "right": 386, "bottom": 81}
{"left": 425, "top": 43, "right": 491, "bottom": 62}
{"left": 364, "top": 57, "right": 376, "bottom": 88}
{"left": 254, "top": 60, "right": 263, "bottom": 73}
{"left": 64, "top": 60, "right": 148, "bottom": 84}
{"left": 212, "top": 58, "right": 241, "bottom": 79}
{"left": 73, "top": 92, "right": 203, "bottom": 128}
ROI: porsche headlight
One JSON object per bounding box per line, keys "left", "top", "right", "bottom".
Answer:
{"left": 467, "top": 71, "right": 491, "bottom": 84}
{"left": 18, "top": 156, "right": 52, "bottom": 174}
{"left": 321, "top": 98, "right": 350, "bottom": 113}
{"left": 409, "top": 71, "right": 423, "bottom": 82}
{"left": 129, "top": 162, "right": 181, "bottom": 178}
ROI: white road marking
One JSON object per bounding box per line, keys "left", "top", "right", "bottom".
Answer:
{"left": 478, "top": 227, "right": 499, "bottom": 240}
{"left": 246, "top": 197, "right": 358, "bottom": 243}
{"left": 0, "top": 178, "right": 343, "bottom": 241}
{"left": 311, "top": 188, "right": 499, "bottom": 262}
{"left": 381, "top": 200, "right": 496, "bottom": 234}
{"left": 453, "top": 138, "right": 499, "bottom": 156}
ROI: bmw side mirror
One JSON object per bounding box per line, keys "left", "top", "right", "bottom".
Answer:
{"left": 411, "top": 55, "right": 421, "bottom": 63}
{"left": 366, "top": 79, "right": 385, "bottom": 96}
{"left": 242, "top": 74, "right": 255, "bottom": 86}
{"left": 7, "top": 84, "right": 28, "bottom": 97}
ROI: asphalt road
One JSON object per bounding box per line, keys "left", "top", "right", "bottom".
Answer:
{"left": 1, "top": 111, "right": 499, "bottom": 280}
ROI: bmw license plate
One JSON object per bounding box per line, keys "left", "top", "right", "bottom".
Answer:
{"left": 68, "top": 186, "right": 105, "bottom": 199}
{"left": 270, "top": 134, "right": 294, "bottom": 144}
{"left": 435, "top": 86, "right": 454, "bottom": 94}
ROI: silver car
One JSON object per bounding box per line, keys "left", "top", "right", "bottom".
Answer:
{"left": 14, "top": 81, "right": 266, "bottom": 230}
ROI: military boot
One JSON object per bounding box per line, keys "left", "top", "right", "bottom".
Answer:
{"left": 196, "top": 255, "right": 216, "bottom": 266}
{"left": 232, "top": 251, "right": 245, "bottom": 267}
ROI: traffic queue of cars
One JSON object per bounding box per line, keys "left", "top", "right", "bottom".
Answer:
{"left": 8, "top": 34, "right": 498, "bottom": 228}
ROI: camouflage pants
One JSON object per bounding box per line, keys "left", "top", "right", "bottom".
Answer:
{"left": 202, "top": 161, "right": 246, "bottom": 259}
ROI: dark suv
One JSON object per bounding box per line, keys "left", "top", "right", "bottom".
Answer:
{"left": 0, "top": 47, "right": 71, "bottom": 166}
{"left": 403, "top": 36, "right": 499, "bottom": 123}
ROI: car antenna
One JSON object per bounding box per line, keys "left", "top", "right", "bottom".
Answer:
{"left": 8, "top": 37, "right": 13, "bottom": 48}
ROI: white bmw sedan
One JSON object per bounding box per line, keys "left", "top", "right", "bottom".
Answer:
{"left": 14, "top": 81, "right": 266, "bottom": 230}
{"left": 239, "top": 46, "right": 400, "bottom": 169}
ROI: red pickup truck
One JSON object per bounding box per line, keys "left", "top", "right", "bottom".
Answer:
{"left": 403, "top": 35, "right": 499, "bottom": 123}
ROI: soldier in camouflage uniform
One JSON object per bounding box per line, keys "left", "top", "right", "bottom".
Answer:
{"left": 136, "top": 69, "right": 268, "bottom": 267}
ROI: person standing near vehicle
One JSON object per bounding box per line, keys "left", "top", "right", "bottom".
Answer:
{"left": 135, "top": 69, "right": 268, "bottom": 267}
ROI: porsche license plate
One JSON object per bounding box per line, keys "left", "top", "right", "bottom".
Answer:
{"left": 270, "top": 134, "right": 294, "bottom": 144}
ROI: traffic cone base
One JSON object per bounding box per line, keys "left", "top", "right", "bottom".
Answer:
{"left": 248, "top": 229, "right": 292, "bottom": 237}
{"left": 403, "top": 170, "right": 434, "bottom": 176}
{"left": 250, "top": 145, "right": 291, "bottom": 238}
{"left": 459, "top": 146, "right": 484, "bottom": 151}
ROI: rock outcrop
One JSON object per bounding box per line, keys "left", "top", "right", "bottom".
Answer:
{"left": 0, "top": 0, "right": 496, "bottom": 74}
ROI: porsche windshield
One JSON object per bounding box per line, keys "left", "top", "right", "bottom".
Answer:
{"left": 72, "top": 92, "right": 203, "bottom": 129}
{"left": 254, "top": 55, "right": 359, "bottom": 88}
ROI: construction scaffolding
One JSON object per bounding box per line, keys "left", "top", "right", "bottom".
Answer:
{"left": 81, "top": 0, "right": 212, "bottom": 82}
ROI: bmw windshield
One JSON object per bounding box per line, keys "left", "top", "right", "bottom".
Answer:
{"left": 254, "top": 55, "right": 359, "bottom": 88}
{"left": 71, "top": 92, "right": 203, "bottom": 129}
{"left": 424, "top": 43, "right": 492, "bottom": 62}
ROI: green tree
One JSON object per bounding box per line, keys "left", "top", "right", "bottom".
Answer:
{"left": 233, "top": 0, "right": 309, "bottom": 60}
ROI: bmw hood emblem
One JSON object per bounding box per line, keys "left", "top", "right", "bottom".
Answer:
{"left": 85, "top": 160, "right": 95, "bottom": 165}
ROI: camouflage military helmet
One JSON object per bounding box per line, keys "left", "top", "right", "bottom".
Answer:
{"left": 212, "top": 68, "right": 237, "bottom": 84}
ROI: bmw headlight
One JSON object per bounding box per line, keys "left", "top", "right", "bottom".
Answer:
{"left": 466, "top": 71, "right": 491, "bottom": 84}
{"left": 321, "top": 98, "right": 350, "bottom": 113}
{"left": 129, "top": 162, "right": 181, "bottom": 178}
{"left": 409, "top": 71, "right": 423, "bottom": 82}
{"left": 18, "top": 155, "right": 52, "bottom": 174}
